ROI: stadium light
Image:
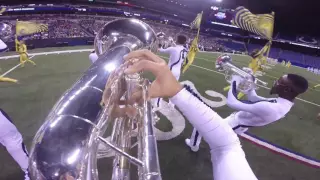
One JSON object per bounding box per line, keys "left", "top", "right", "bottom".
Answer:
{"left": 211, "top": 6, "right": 219, "bottom": 10}
{"left": 216, "top": 0, "right": 222, "bottom": 2}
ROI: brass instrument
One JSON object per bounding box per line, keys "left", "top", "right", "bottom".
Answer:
{"left": 28, "top": 19, "right": 162, "bottom": 180}
{"left": 216, "top": 54, "right": 268, "bottom": 93}
{"left": 0, "top": 22, "right": 12, "bottom": 41}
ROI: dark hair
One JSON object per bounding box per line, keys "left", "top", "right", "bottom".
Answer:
{"left": 176, "top": 35, "right": 187, "bottom": 45}
{"left": 287, "top": 74, "right": 309, "bottom": 94}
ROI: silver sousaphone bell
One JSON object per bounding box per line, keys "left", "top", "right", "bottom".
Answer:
{"left": 28, "top": 18, "right": 162, "bottom": 180}
{"left": 0, "top": 22, "right": 12, "bottom": 41}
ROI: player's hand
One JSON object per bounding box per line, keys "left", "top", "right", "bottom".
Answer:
{"left": 231, "top": 75, "right": 243, "bottom": 86}
{"left": 124, "top": 49, "right": 183, "bottom": 99}
{"left": 102, "top": 63, "right": 137, "bottom": 119}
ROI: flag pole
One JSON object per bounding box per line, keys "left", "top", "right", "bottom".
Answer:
{"left": 266, "top": 12, "right": 275, "bottom": 58}
{"left": 196, "top": 11, "right": 203, "bottom": 37}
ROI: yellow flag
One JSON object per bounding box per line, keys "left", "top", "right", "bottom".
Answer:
{"left": 182, "top": 36, "right": 199, "bottom": 73}
{"left": 15, "top": 37, "right": 20, "bottom": 52}
{"left": 182, "top": 11, "right": 202, "bottom": 73}
{"left": 190, "top": 12, "right": 203, "bottom": 29}
{"left": 0, "top": 7, "right": 6, "bottom": 14}
{"left": 233, "top": 6, "right": 274, "bottom": 40}
{"left": 16, "top": 21, "right": 48, "bottom": 36}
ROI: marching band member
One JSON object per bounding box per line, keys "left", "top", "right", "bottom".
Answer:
{"left": 0, "top": 37, "right": 28, "bottom": 179}
{"left": 89, "top": 50, "right": 99, "bottom": 63}
{"left": 156, "top": 35, "right": 188, "bottom": 108}
{"left": 0, "top": 109, "right": 30, "bottom": 180}
{"left": 18, "top": 40, "right": 36, "bottom": 67}
{"left": 186, "top": 56, "right": 308, "bottom": 152}
{"left": 123, "top": 50, "right": 258, "bottom": 180}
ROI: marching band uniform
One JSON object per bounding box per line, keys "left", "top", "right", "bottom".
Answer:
{"left": 0, "top": 109, "right": 29, "bottom": 180}
{"left": 171, "top": 85, "right": 258, "bottom": 180}
{"left": 89, "top": 50, "right": 99, "bottom": 64}
{"left": 156, "top": 45, "right": 188, "bottom": 108}
{"left": 159, "top": 45, "right": 187, "bottom": 81}
{"left": 186, "top": 76, "right": 294, "bottom": 152}
{"left": 1, "top": 40, "right": 28, "bottom": 179}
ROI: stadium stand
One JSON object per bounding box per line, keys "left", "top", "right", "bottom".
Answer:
{"left": 1, "top": 5, "right": 319, "bottom": 69}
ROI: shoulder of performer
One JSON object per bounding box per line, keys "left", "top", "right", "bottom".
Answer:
{"left": 0, "top": 39, "right": 8, "bottom": 52}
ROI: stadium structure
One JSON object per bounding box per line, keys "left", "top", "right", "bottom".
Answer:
{"left": 0, "top": 0, "right": 319, "bottom": 180}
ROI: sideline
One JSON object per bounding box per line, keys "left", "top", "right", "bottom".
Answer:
{"left": 1, "top": 55, "right": 35, "bottom": 77}
{"left": 0, "top": 49, "right": 92, "bottom": 60}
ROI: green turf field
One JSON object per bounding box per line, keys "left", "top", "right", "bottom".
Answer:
{"left": 0, "top": 46, "right": 319, "bottom": 180}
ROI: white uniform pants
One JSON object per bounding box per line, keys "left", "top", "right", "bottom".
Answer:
{"left": 0, "top": 129, "right": 29, "bottom": 171}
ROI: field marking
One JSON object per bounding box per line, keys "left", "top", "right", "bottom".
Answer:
{"left": 2, "top": 50, "right": 318, "bottom": 107}
{"left": 1, "top": 49, "right": 319, "bottom": 168}
{"left": 241, "top": 133, "right": 320, "bottom": 168}
{"left": 0, "top": 49, "right": 93, "bottom": 60}
{"left": 1, "top": 55, "right": 35, "bottom": 77}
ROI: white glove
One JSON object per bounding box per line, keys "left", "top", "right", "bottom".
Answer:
{"left": 231, "top": 75, "right": 243, "bottom": 86}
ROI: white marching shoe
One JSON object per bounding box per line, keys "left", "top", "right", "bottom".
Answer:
{"left": 185, "top": 138, "right": 199, "bottom": 152}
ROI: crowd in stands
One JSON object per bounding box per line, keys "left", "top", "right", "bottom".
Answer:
{"left": 248, "top": 44, "right": 320, "bottom": 68}
{"left": 2, "top": 14, "right": 319, "bottom": 69}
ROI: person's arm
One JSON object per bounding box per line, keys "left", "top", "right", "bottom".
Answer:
{"left": 123, "top": 49, "right": 257, "bottom": 180}
{"left": 158, "top": 47, "right": 173, "bottom": 54}
{"left": 227, "top": 80, "right": 273, "bottom": 115}
{"left": 170, "top": 86, "right": 257, "bottom": 180}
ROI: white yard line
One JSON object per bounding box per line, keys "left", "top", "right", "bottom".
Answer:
{"left": 1, "top": 55, "right": 35, "bottom": 77}
{"left": 240, "top": 133, "right": 320, "bottom": 168}
{"left": 0, "top": 49, "right": 93, "bottom": 60}
{"left": 1, "top": 50, "right": 319, "bottom": 107}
